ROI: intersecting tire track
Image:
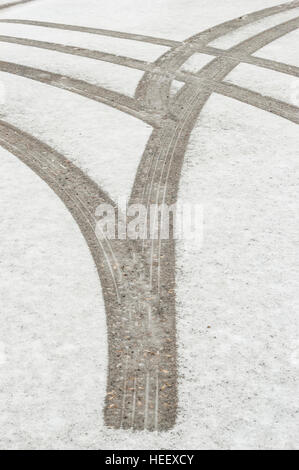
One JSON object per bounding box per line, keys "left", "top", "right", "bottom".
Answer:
{"left": 135, "top": 0, "right": 299, "bottom": 109}
{"left": 131, "top": 13, "right": 299, "bottom": 299}
{"left": 0, "top": 1, "right": 298, "bottom": 431}
{"left": 127, "top": 4, "right": 299, "bottom": 430}
{"left": 186, "top": 44, "right": 299, "bottom": 78}
{"left": 0, "top": 33, "right": 298, "bottom": 84}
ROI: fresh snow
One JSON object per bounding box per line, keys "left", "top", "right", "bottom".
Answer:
{"left": 0, "top": 41, "right": 145, "bottom": 98}
{"left": 208, "top": 7, "right": 299, "bottom": 49}
{"left": 0, "top": 0, "right": 292, "bottom": 42}
{"left": 0, "top": 146, "right": 107, "bottom": 451}
{"left": 0, "top": 71, "right": 152, "bottom": 203}
{"left": 169, "top": 79, "right": 185, "bottom": 97}
{"left": 226, "top": 63, "right": 299, "bottom": 106}
{"left": 254, "top": 29, "right": 299, "bottom": 67}
{"left": 0, "top": 23, "right": 169, "bottom": 63}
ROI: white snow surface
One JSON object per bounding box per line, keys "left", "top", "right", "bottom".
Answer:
{"left": 180, "top": 53, "right": 214, "bottom": 73}
{"left": 254, "top": 29, "right": 299, "bottom": 67}
{"left": 226, "top": 63, "right": 299, "bottom": 106}
{"left": 0, "top": 146, "right": 107, "bottom": 450}
{"left": 208, "top": 7, "right": 299, "bottom": 49}
{"left": 0, "top": 23, "right": 169, "bottom": 63}
{"left": 175, "top": 94, "right": 299, "bottom": 450}
{"left": 0, "top": 0, "right": 292, "bottom": 41}
{"left": 0, "top": 41, "right": 144, "bottom": 98}
{"left": 0, "top": 71, "right": 152, "bottom": 203}
{"left": 169, "top": 79, "right": 184, "bottom": 97}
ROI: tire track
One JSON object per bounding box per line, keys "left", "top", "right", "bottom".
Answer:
{"left": 135, "top": 0, "right": 299, "bottom": 109}
{"left": 216, "top": 82, "right": 299, "bottom": 124}
{"left": 0, "top": 18, "right": 180, "bottom": 47}
{"left": 0, "top": 120, "right": 174, "bottom": 430}
{"left": 0, "top": 60, "right": 160, "bottom": 127}
{"left": 0, "top": 33, "right": 297, "bottom": 92}
{"left": 129, "top": 13, "right": 299, "bottom": 394}
{"left": 177, "top": 45, "right": 299, "bottom": 78}
{"left": 175, "top": 73, "right": 299, "bottom": 124}
{"left": 133, "top": 14, "right": 299, "bottom": 211}
{"left": 0, "top": 120, "right": 121, "bottom": 298}
{"left": 122, "top": 7, "right": 299, "bottom": 429}
{"left": 0, "top": 35, "right": 152, "bottom": 72}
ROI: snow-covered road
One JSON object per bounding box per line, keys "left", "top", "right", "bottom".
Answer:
{"left": 0, "top": 0, "right": 298, "bottom": 450}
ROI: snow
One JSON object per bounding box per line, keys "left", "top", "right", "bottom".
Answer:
{"left": 180, "top": 52, "right": 214, "bottom": 73}
{"left": 254, "top": 29, "right": 299, "bottom": 67}
{"left": 0, "top": 0, "right": 291, "bottom": 42}
{"left": 175, "top": 94, "right": 299, "bottom": 450}
{"left": 0, "top": 23, "right": 169, "bottom": 63}
{"left": 169, "top": 79, "right": 184, "bottom": 97}
{"left": 0, "top": 41, "right": 144, "bottom": 98}
{"left": 226, "top": 63, "right": 299, "bottom": 106}
{"left": 0, "top": 146, "right": 107, "bottom": 450}
{"left": 209, "top": 7, "right": 299, "bottom": 49}
{"left": 0, "top": 71, "right": 152, "bottom": 203}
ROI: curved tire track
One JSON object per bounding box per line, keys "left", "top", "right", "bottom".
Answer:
{"left": 133, "top": 15, "right": 299, "bottom": 212}
{"left": 215, "top": 82, "right": 299, "bottom": 124}
{"left": 175, "top": 73, "right": 299, "bottom": 124}
{"left": 179, "top": 44, "right": 299, "bottom": 78}
{"left": 135, "top": 0, "right": 299, "bottom": 110}
{"left": 0, "top": 120, "right": 176, "bottom": 431}
{"left": 0, "top": 60, "right": 160, "bottom": 127}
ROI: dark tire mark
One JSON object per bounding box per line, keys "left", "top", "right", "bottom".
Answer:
{"left": 174, "top": 72, "right": 299, "bottom": 124}
{"left": 0, "top": 60, "right": 160, "bottom": 127}
{"left": 183, "top": 44, "right": 299, "bottom": 78}
{"left": 130, "top": 14, "right": 299, "bottom": 355}
{"left": 217, "top": 81, "right": 299, "bottom": 124}
{"left": 0, "top": 33, "right": 297, "bottom": 89}
{"left": 0, "top": 120, "right": 177, "bottom": 431}
{"left": 0, "top": 35, "right": 151, "bottom": 73}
